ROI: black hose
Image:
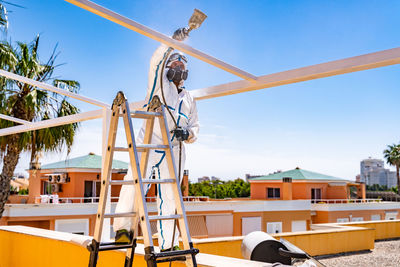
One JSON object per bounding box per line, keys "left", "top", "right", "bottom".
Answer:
{"left": 159, "top": 48, "right": 178, "bottom": 129}
{"left": 157, "top": 47, "right": 182, "bottom": 266}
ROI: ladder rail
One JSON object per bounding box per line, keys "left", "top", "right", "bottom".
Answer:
{"left": 120, "top": 99, "right": 155, "bottom": 249}
{"left": 139, "top": 114, "right": 155, "bottom": 186}
{"left": 93, "top": 104, "right": 120, "bottom": 242}
{"left": 158, "top": 105, "right": 195, "bottom": 266}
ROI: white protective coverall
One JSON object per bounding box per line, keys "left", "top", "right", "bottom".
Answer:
{"left": 114, "top": 44, "right": 199, "bottom": 250}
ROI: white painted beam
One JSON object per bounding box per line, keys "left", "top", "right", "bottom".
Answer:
{"left": 0, "top": 69, "right": 110, "bottom": 108}
{"left": 0, "top": 114, "right": 30, "bottom": 125}
{"left": 190, "top": 47, "right": 400, "bottom": 100}
{"left": 129, "top": 100, "right": 145, "bottom": 111}
{"left": 65, "top": 0, "right": 257, "bottom": 82}
{"left": 0, "top": 109, "right": 103, "bottom": 137}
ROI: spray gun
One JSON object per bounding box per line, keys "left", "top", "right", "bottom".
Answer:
{"left": 187, "top": 8, "right": 207, "bottom": 32}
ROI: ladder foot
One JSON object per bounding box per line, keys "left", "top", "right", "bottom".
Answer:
{"left": 144, "top": 245, "right": 199, "bottom": 265}
{"left": 87, "top": 239, "right": 100, "bottom": 267}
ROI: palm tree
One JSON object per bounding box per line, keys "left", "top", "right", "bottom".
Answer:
{"left": 0, "top": 35, "right": 80, "bottom": 218}
{"left": 0, "top": 1, "right": 8, "bottom": 31}
{"left": 383, "top": 143, "right": 400, "bottom": 192}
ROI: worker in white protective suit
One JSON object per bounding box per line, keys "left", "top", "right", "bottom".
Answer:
{"left": 113, "top": 28, "right": 199, "bottom": 252}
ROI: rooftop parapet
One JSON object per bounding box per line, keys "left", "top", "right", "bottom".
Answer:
{"left": 0, "top": 226, "right": 270, "bottom": 267}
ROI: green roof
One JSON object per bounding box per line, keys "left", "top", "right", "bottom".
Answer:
{"left": 41, "top": 153, "right": 128, "bottom": 170}
{"left": 249, "top": 168, "right": 347, "bottom": 181}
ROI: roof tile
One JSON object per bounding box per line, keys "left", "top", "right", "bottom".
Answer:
{"left": 41, "top": 153, "right": 128, "bottom": 170}
{"left": 249, "top": 168, "right": 347, "bottom": 181}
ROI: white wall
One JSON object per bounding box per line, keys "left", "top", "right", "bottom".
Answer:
{"left": 242, "top": 217, "right": 261, "bottom": 236}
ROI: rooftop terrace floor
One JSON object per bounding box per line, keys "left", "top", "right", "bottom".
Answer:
{"left": 317, "top": 238, "right": 400, "bottom": 267}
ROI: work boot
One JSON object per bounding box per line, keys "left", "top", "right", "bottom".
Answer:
{"left": 115, "top": 229, "right": 131, "bottom": 243}
{"left": 161, "top": 245, "right": 181, "bottom": 252}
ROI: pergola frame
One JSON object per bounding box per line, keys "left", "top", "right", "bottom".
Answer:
{"left": 0, "top": 0, "right": 398, "bottom": 138}
{"left": 0, "top": 0, "right": 397, "bottom": 241}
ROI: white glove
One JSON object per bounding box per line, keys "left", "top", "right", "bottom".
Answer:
{"left": 172, "top": 27, "right": 189, "bottom": 41}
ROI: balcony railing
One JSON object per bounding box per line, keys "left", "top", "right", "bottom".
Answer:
{"left": 34, "top": 195, "right": 209, "bottom": 204}
{"left": 311, "top": 198, "right": 381, "bottom": 204}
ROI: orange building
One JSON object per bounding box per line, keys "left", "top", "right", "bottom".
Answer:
{"left": 249, "top": 167, "right": 365, "bottom": 201}
{"left": 27, "top": 153, "right": 127, "bottom": 204}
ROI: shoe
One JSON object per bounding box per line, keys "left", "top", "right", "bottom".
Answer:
{"left": 161, "top": 245, "right": 181, "bottom": 252}
{"left": 115, "top": 229, "right": 131, "bottom": 243}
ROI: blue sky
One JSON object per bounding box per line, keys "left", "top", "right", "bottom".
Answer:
{"left": 6, "top": 0, "right": 400, "bottom": 181}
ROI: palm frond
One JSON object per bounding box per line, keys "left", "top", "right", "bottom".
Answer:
{"left": 0, "top": 3, "right": 8, "bottom": 31}
{"left": 0, "top": 35, "right": 81, "bottom": 165}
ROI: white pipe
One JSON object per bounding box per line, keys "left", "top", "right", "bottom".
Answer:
{"left": 0, "top": 69, "right": 110, "bottom": 108}
{"left": 190, "top": 46, "right": 400, "bottom": 100}
{"left": 0, "top": 109, "right": 103, "bottom": 136}
{"left": 0, "top": 114, "right": 31, "bottom": 125}
{"left": 64, "top": 0, "right": 257, "bottom": 82}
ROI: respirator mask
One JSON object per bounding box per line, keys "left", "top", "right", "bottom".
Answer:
{"left": 166, "top": 52, "right": 188, "bottom": 84}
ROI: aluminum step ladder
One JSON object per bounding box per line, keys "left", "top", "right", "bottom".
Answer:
{"left": 87, "top": 91, "right": 198, "bottom": 267}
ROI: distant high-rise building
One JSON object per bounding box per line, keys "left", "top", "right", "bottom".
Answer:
{"left": 360, "top": 158, "right": 397, "bottom": 188}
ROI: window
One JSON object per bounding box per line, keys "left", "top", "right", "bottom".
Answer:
{"left": 267, "top": 188, "right": 280, "bottom": 199}
{"left": 311, "top": 188, "right": 321, "bottom": 202}
{"left": 351, "top": 217, "right": 363, "bottom": 222}
{"left": 337, "top": 218, "right": 349, "bottom": 223}
{"left": 43, "top": 181, "right": 51, "bottom": 195}
{"left": 42, "top": 182, "right": 62, "bottom": 194}
{"left": 371, "top": 214, "right": 381, "bottom": 221}
{"left": 84, "top": 181, "right": 101, "bottom": 202}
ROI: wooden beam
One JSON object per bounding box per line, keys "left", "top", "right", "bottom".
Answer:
{"left": 190, "top": 47, "right": 400, "bottom": 100}
{"left": 65, "top": 0, "right": 257, "bottom": 82}
{"left": 0, "top": 109, "right": 103, "bottom": 137}
{"left": 0, "top": 69, "right": 110, "bottom": 108}
{"left": 0, "top": 114, "right": 30, "bottom": 125}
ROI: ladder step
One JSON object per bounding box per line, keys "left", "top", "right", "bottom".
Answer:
{"left": 99, "top": 244, "right": 134, "bottom": 251}
{"left": 146, "top": 248, "right": 200, "bottom": 262}
{"left": 142, "top": 179, "right": 175, "bottom": 184}
{"left": 130, "top": 110, "right": 162, "bottom": 119}
{"left": 109, "top": 180, "right": 134, "bottom": 185}
{"left": 104, "top": 212, "right": 136, "bottom": 218}
{"left": 114, "top": 145, "right": 168, "bottom": 152}
{"left": 148, "top": 214, "right": 182, "bottom": 221}
{"left": 114, "top": 147, "right": 129, "bottom": 152}
{"left": 109, "top": 179, "right": 175, "bottom": 185}
{"left": 137, "top": 144, "right": 169, "bottom": 151}
{"left": 156, "top": 257, "right": 187, "bottom": 263}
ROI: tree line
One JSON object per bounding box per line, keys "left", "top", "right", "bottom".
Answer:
{"left": 366, "top": 184, "right": 398, "bottom": 194}
{"left": 188, "top": 178, "right": 250, "bottom": 199}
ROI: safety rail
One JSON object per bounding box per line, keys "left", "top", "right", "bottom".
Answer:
{"left": 34, "top": 196, "right": 119, "bottom": 204}
{"left": 34, "top": 195, "right": 210, "bottom": 204}
{"left": 311, "top": 198, "right": 381, "bottom": 204}
{"left": 146, "top": 196, "right": 210, "bottom": 202}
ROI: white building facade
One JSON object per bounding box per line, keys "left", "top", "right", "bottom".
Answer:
{"left": 360, "top": 158, "right": 397, "bottom": 188}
